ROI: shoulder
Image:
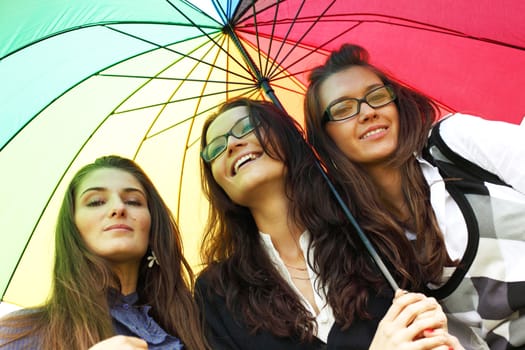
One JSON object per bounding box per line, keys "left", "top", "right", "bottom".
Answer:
{"left": 195, "top": 264, "right": 227, "bottom": 303}
{"left": 0, "top": 336, "right": 40, "bottom": 349}
{"left": 437, "top": 112, "right": 522, "bottom": 146}
{"left": 431, "top": 113, "right": 525, "bottom": 190}
{"left": 0, "top": 310, "right": 42, "bottom": 350}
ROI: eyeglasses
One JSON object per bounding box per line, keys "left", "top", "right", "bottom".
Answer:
{"left": 201, "top": 115, "right": 259, "bottom": 162}
{"left": 323, "top": 85, "right": 396, "bottom": 122}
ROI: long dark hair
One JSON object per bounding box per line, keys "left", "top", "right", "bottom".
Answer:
{"left": 199, "top": 97, "right": 392, "bottom": 336}
{"left": 1, "top": 155, "right": 208, "bottom": 350}
{"left": 304, "top": 45, "right": 454, "bottom": 304}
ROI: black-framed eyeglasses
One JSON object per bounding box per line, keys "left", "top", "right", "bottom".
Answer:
{"left": 323, "top": 85, "right": 396, "bottom": 123}
{"left": 201, "top": 115, "right": 259, "bottom": 163}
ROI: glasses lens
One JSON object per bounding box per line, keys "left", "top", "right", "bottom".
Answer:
{"left": 232, "top": 116, "right": 256, "bottom": 138}
{"left": 366, "top": 86, "right": 395, "bottom": 107}
{"left": 329, "top": 99, "right": 359, "bottom": 121}
{"left": 202, "top": 137, "right": 226, "bottom": 162}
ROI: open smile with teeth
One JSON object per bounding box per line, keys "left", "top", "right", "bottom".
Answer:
{"left": 233, "top": 153, "right": 260, "bottom": 175}
{"left": 361, "top": 127, "right": 387, "bottom": 139}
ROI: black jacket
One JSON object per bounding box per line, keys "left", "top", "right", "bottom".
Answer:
{"left": 195, "top": 274, "right": 393, "bottom": 350}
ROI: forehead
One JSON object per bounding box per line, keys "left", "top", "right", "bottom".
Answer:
{"left": 319, "top": 66, "right": 383, "bottom": 108}
{"left": 206, "top": 106, "right": 249, "bottom": 143}
{"left": 77, "top": 168, "right": 143, "bottom": 195}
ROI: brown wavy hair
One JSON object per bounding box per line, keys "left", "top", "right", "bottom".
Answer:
{"left": 304, "top": 44, "right": 455, "bottom": 325}
{"left": 0, "top": 155, "right": 208, "bottom": 349}
{"left": 198, "top": 97, "right": 395, "bottom": 336}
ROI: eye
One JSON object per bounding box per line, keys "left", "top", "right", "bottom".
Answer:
{"left": 125, "top": 199, "right": 143, "bottom": 206}
{"left": 331, "top": 100, "right": 357, "bottom": 118}
{"left": 86, "top": 199, "right": 105, "bottom": 207}
{"left": 367, "top": 88, "right": 391, "bottom": 105}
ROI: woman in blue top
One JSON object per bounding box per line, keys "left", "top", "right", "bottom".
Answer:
{"left": 0, "top": 156, "right": 208, "bottom": 350}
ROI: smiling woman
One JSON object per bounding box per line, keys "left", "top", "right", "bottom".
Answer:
{"left": 304, "top": 43, "right": 525, "bottom": 349}
{"left": 0, "top": 156, "right": 208, "bottom": 350}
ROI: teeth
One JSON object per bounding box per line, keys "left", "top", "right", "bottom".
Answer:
{"left": 361, "top": 127, "right": 386, "bottom": 139}
{"left": 233, "top": 153, "right": 258, "bottom": 174}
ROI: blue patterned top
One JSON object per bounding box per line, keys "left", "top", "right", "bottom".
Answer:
{"left": 111, "top": 291, "right": 184, "bottom": 350}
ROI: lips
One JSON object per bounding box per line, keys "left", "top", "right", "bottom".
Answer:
{"left": 104, "top": 224, "right": 132, "bottom": 232}
{"left": 232, "top": 152, "right": 261, "bottom": 175}
{"left": 360, "top": 126, "right": 388, "bottom": 140}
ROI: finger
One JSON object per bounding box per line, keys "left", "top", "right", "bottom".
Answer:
{"left": 444, "top": 333, "right": 465, "bottom": 350}
{"left": 407, "top": 315, "right": 447, "bottom": 340}
{"left": 414, "top": 307, "right": 446, "bottom": 325}
{"left": 396, "top": 297, "right": 440, "bottom": 327}
{"left": 382, "top": 292, "right": 426, "bottom": 323}
{"left": 414, "top": 302, "right": 447, "bottom": 334}
{"left": 412, "top": 333, "right": 450, "bottom": 349}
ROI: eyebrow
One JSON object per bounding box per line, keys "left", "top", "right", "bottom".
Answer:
{"left": 79, "top": 187, "right": 146, "bottom": 197}
{"left": 327, "top": 83, "right": 385, "bottom": 107}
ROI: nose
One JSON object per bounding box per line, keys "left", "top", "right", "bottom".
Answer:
{"left": 109, "top": 199, "right": 126, "bottom": 217}
{"left": 226, "top": 134, "right": 247, "bottom": 155}
{"left": 357, "top": 101, "right": 377, "bottom": 123}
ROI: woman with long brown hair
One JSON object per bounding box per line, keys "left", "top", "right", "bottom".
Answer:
{"left": 196, "top": 97, "right": 462, "bottom": 349}
{"left": 304, "top": 43, "right": 525, "bottom": 349}
{"left": 0, "top": 155, "right": 208, "bottom": 349}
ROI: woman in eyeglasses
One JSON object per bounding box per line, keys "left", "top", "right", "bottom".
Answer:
{"left": 304, "top": 44, "right": 525, "bottom": 349}
{"left": 195, "top": 97, "right": 463, "bottom": 349}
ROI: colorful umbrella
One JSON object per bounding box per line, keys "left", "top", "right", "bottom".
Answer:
{"left": 1, "top": 0, "right": 524, "bottom": 313}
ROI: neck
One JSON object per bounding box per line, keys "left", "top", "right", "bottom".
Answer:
{"left": 365, "top": 164, "right": 408, "bottom": 218}
{"left": 111, "top": 262, "right": 140, "bottom": 296}
{"left": 250, "top": 192, "right": 305, "bottom": 264}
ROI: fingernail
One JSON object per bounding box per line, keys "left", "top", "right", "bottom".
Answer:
{"left": 424, "top": 328, "right": 434, "bottom": 333}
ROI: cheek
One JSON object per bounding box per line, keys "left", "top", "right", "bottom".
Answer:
{"left": 140, "top": 213, "right": 151, "bottom": 232}
{"left": 325, "top": 123, "right": 356, "bottom": 151}
{"left": 210, "top": 161, "right": 228, "bottom": 190}
{"left": 74, "top": 211, "right": 93, "bottom": 239}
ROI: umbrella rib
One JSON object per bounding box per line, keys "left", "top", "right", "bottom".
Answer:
{"left": 265, "top": 22, "right": 361, "bottom": 79}
{"left": 97, "top": 73, "right": 255, "bottom": 87}
{"left": 173, "top": 39, "right": 232, "bottom": 220}
{"left": 103, "top": 25, "right": 254, "bottom": 81}
{"left": 264, "top": 0, "right": 307, "bottom": 78}
{"left": 247, "top": 1, "right": 267, "bottom": 79}
{"left": 165, "top": 0, "right": 256, "bottom": 77}
{"left": 0, "top": 19, "right": 220, "bottom": 60}
{"left": 172, "top": 0, "right": 225, "bottom": 26}
{"left": 116, "top": 85, "right": 257, "bottom": 118}
{"left": 148, "top": 84, "right": 262, "bottom": 140}
{"left": 139, "top": 87, "right": 257, "bottom": 140}
{"left": 266, "top": 0, "right": 338, "bottom": 79}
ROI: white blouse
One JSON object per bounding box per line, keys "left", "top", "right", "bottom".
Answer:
{"left": 259, "top": 231, "right": 335, "bottom": 343}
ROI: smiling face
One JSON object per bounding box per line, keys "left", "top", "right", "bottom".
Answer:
{"left": 319, "top": 66, "right": 400, "bottom": 169}
{"left": 205, "top": 105, "right": 286, "bottom": 207}
{"left": 74, "top": 168, "right": 151, "bottom": 268}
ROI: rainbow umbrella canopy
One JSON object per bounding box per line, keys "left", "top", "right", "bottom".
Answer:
{"left": 1, "top": 0, "right": 525, "bottom": 313}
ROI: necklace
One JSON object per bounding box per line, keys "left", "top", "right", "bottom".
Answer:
{"left": 290, "top": 274, "right": 311, "bottom": 281}
{"left": 284, "top": 263, "right": 307, "bottom": 271}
